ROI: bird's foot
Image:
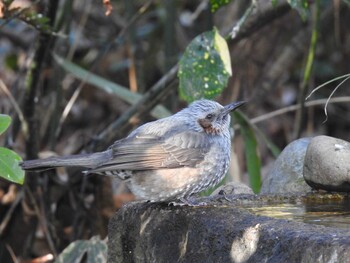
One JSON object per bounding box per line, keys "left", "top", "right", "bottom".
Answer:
{"left": 218, "top": 189, "right": 232, "bottom": 202}
{"left": 169, "top": 197, "right": 207, "bottom": 207}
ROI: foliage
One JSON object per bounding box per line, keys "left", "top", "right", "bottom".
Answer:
{"left": 0, "top": 0, "right": 52, "bottom": 33}
{"left": 210, "top": 0, "right": 232, "bottom": 12}
{"left": 0, "top": 115, "right": 25, "bottom": 184}
{"left": 53, "top": 54, "right": 171, "bottom": 119}
{"left": 178, "top": 28, "right": 232, "bottom": 102}
{"left": 273, "top": 0, "right": 309, "bottom": 18}
{"left": 0, "top": 0, "right": 349, "bottom": 261}
{"left": 0, "top": 114, "right": 11, "bottom": 135}
{"left": 233, "top": 112, "right": 261, "bottom": 193}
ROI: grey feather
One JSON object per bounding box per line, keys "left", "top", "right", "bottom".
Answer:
{"left": 20, "top": 151, "right": 111, "bottom": 170}
{"left": 89, "top": 131, "right": 210, "bottom": 173}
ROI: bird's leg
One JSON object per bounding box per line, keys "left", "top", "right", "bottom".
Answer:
{"left": 169, "top": 196, "right": 207, "bottom": 207}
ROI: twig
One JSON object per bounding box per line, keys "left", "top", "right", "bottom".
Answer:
{"left": 91, "top": 64, "right": 179, "bottom": 150}
{"left": 0, "top": 190, "right": 23, "bottom": 236}
{"left": 294, "top": 0, "right": 321, "bottom": 139}
{"left": 55, "top": 85, "right": 83, "bottom": 139}
{"left": 0, "top": 79, "right": 28, "bottom": 137}
{"left": 322, "top": 75, "right": 350, "bottom": 123}
{"left": 5, "top": 244, "right": 19, "bottom": 263}
{"left": 242, "top": 97, "right": 350, "bottom": 127}
{"left": 21, "top": 0, "right": 60, "bottom": 258}
{"left": 229, "top": 0, "right": 257, "bottom": 39}
{"left": 55, "top": 0, "right": 154, "bottom": 139}
{"left": 116, "top": 0, "right": 153, "bottom": 40}
{"left": 66, "top": 0, "right": 92, "bottom": 61}
{"left": 23, "top": 1, "right": 60, "bottom": 160}
{"left": 305, "top": 73, "right": 350, "bottom": 100}
{"left": 225, "top": 2, "right": 291, "bottom": 43}
{"left": 25, "top": 187, "right": 58, "bottom": 258}
{"left": 54, "top": 0, "right": 92, "bottom": 140}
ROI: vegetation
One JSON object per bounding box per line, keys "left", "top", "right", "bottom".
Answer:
{"left": 0, "top": 0, "right": 350, "bottom": 261}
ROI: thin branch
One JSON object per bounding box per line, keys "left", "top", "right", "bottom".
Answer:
{"left": 55, "top": 0, "right": 155, "bottom": 140}
{"left": 322, "top": 75, "right": 350, "bottom": 123}
{"left": 306, "top": 73, "right": 350, "bottom": 100}
{"left": 55, "top": 85, "right": 83, "bottom": 139}
{"left": 90, "top": 64, "right": 179, "bottom": 150}
{"left": 5, "top": 244, "right": 19, "bottom": 263}
{"left": 229, "top": 0, "right": 257, "bottom": 39}
{"left": 0, "top": 190, "right": 23, "bottom": 236}
{"left": 115, "top": 0, "right": 154, "bottom": 41}
{"left": 225, "top": 2, "right": 291, "bottom": 43}
{"left": 25, "top": 187, "right": 58, "bottom": 258}
{"left": 243, "top": 97, "right": 350, "bottom": 127}
{"left": 0, "top": 79, "right": 28, "bottom": 137}
{"left": 294, "top": 0, "right": 321, "bottom": 139}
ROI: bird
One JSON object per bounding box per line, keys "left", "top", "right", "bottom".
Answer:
{"left": 20, "top": 99, "right": 245, "bottom": 205}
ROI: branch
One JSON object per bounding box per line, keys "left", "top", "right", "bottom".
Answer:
{"left": 90, "top": 64, "right": 179, "bottom": 151}
{"left": 226, "top": 2, "right": 291, "bottom": 44}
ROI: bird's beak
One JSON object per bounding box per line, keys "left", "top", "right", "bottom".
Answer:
{"left": 222, "top": 101, "right": 246, "bottom": 116}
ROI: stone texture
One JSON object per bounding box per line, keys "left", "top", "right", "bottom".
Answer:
{"left": 303, "top": 135, "right": 350, "bottom": 192}
{"left": 108, "top": 195, "right": 350, "bottom": 263}
{"left": 211, "top": 182, "right": 253, "bottom": 196}
{"left": 261, "top": 137, "right": 312, "bottom": 194}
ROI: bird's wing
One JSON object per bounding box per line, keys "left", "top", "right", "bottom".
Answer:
{"left": 89, "top": 131, "right": 211, "bottom": 173}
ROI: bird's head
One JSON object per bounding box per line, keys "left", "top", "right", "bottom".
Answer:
{"left": 185, "top": 100, "right": 245, "bottom": 135}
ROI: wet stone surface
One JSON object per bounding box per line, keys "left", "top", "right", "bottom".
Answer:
{"left": 108, "top": 194, "right": 350, "bottom": 263}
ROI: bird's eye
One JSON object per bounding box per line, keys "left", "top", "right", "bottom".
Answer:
{"left": 206, "top": 114, "right": 214, "bottom": 120}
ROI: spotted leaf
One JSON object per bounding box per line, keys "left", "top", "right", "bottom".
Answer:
{"left": 178, "top": 28, "right": 232, "bottom": 102}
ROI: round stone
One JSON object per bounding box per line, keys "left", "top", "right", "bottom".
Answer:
{"left": 303, "top": 135, "right": 350, "bottom": 192}
{"left": 261, "top": 138, "right": 312, "bottom": 194}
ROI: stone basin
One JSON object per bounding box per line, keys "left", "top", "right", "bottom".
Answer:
{"left": 243, "top": 198, "right": 350, "bottom": 229}
{"left": 108, "top": 193, "right": 350, "bottom": 263}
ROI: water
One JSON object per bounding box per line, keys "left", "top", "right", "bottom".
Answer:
{"left": 243, "top": 199, "right": 350, "bottom": 228}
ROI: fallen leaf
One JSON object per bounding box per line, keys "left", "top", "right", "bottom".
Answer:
{"left": 102, "top": 0, "right": 113, "bottom": 16}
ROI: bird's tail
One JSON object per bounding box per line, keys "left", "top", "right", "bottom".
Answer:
{"left": 20, "top": 151, "right": 111, "bottom": 171}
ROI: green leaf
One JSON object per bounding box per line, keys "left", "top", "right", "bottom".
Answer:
{"left": 233, "top": 111, "right": 261, "bottom": 193}
{"left": 344, "top": 0, "right": 350, "bottom": 6}
{"left": 0, "top": 147, "right": 25, "bottom": 185}
{"left": 210, "top": 0, "right": 232, "bottom": 12}
{"left": 5, "top": 54, "right": 18, "bottom": 71}
{"left": 178, "top": 28, "right": 232, "bottom": 102}
{"left": 55, "top": 236, "right": 107, "bottom": 263}
{"left": 0, "top": 114, "right": 11, "bottom": 135}
{"left": 287, "top": 0, "right": 309, "bottom": 19}
{"left": 53, "top": 54, "right": 171, "bottom": 119}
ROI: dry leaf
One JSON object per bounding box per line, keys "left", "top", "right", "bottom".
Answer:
{"left": 102, "top": 0, "right": 113, "bottom": 16}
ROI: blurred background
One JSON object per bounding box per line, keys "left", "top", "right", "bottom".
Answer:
{"left": 0, "top": 0, "right": 350, "bottom": 261}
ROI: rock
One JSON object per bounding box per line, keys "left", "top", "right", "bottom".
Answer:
{"left": 108, "top": 196, "right": 350, "bottom": 263}
{"left": 261, "top": 138, "right": 312, "bottom": 194}
{"left": 211, "top": 182, "right": 254, "bottom": 196}
{"left": 303, "top": 135, "right": 350, "bottom": 192}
